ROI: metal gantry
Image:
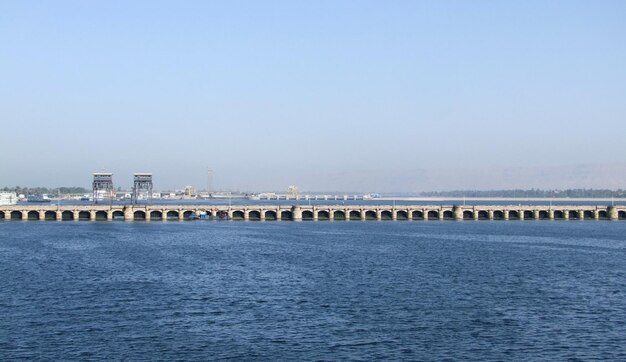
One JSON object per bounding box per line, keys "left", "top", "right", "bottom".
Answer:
{"left": 92, "top": 173, "right": 114, "bottom": 204}
{"left": 132, "top": 173, "right": 153, "bottom": 204}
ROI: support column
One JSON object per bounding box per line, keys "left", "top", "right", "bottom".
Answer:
{"left": 124, "top": 207, "right": 134, "bottom": 221}
{"left": 549, "top": 210, "right": 554, "bottom": 220}
{"left": 608, "top": 206, "right": 618, "bottom": 221}
{"left": 594, "top": 210, "right": 600, "bottom": 220}
{"left": 329, "top": 210, "right": 334, "bottom": 221}
{"left": 504, "top": 210, "right": 509, "bottom": 220}
{"left": 260, "top": 209, "right": 266, "bottom": 221}
{"left": 564, "top": 210, "right": 569, "bottom": 220}
{"left": 22, "top": 211, "right": 28, "bottom": 220}
{"left": 488, "top": 210, "right": 494, "bottom": 221}
{"left": 376, "top": 210, "right": 382, "bottom": 221}
{"left": 56, "top": 210, "right": 63, "bottom": 221}
{"left": 145, "top": 209, "right": 151, "bottom": 222}
{"left": 73, "top": 210, "right": 80, "bottom": 220}
{"left": 276, "top": 209, "right": 282, "bottom": 221}
{"left": 361, "top": 209, "right": 366, "bottom": 221}
{"left": 453, "top": 205, "right": 463, "bottom": 221}
{"left": 392, "top": 209, "right": 397, "bottom": 221}
{"left": 533, "top": 210, "right": 540, "bottom": 220}
{"left": 313, "top": 208, "right": 318, "bottom": 221}
{"left": 292, "top": 206, "right": 302, "bottom": 221}
{"left": 90, "top": 210, "right": 96, "bottom": 221}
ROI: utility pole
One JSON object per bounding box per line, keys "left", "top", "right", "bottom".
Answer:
{"left": 207, "top": 168, "right": 213, "bottom": 194}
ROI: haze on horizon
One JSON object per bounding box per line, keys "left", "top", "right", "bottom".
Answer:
{"left": 1, "top": 1, "right": 625, "bottom": 193}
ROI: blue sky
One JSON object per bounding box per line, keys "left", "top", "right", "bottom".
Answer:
{"left": 1, "top": 1, "right": 625, "bottom": 192}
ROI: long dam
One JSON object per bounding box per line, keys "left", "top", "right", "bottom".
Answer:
{"left": 1, "top": 204, "right": 625, "bottom": 221}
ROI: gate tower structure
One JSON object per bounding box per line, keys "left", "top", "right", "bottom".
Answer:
{"left": 92, "top": 173, "right": 114, "bottom": 204}
{"left": 132, "top": 173, "right": 153, "bottom": 204}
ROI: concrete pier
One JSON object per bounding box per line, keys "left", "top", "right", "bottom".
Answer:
{"left": 1, "top": 204, "right": 625, "bottom": 222}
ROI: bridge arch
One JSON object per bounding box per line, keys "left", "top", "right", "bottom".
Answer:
{"left": 381, "top": 210, "right": 393, "bottom": 220}
{"left": 112, "top": 210, "right": 125, "bottom": 220}
{"left": 232, "top": 210, "right": 244, "bottom": 220}
{"left": 166, "top": 210, "right": 179, "bottom": 220}
{"left": 427, "top": 210, "right": 439, "bottom": 220}
{"left": 11, "top": 210, "right": 22, "bottom": 220}
{"left": 411, "top": 210, "right": 423, "bottom": 220}
{"left": 302, "top": 210, "right": 314, "bottom": 221}
{"left": 523, "top": 211, "right": 534, "bottom": 220}
{"left": 396, "top": 210, "right": 408, "bottom": 220}
{"left": 249, "top": 210, "right": 261, "bottom": 220}
{"left": 78, "top": 211, "right": 90, "bottom": 221}
{"left": 182, "top": 210, "right": 194, "bottom": 220}
{"left": 280, "top": 210, "right": 293, "bottom": 220}
{"left": 349, "top": 210, "right": 361, "bottom": 220}
{"left": 583, "top": 210, "right": 594, "bottom": 220}
{"left": 44, "top": 211, "right": 57, "bottom": 221}
{"left": 265, "top": 210, "right": 277, "bottom": 220}
{"left": 27, "top": 211, "right": 40, "bottom": 220}
{"left": 538, "top": 210, "right": 549, "bottom": 220}
{"left": 95, "top": 210, "right": 108, "bottom": 221}
{"left": 61, "top": 210, "right": 74, "bottom": 220}
{"left": 553, "top": 210, "right": 564, "bottom": 220}
{"left": 463, "top": 210, "right": 474, "bottom": 220}
{"left": 150, "top": 210, "right": 163, "bottom": 220}
{"left": 598, "top": 210, "right": 608, "bottom": 220}
{"left": 569, "top": 210, "right": 579, "bottom": 220}
{"left": 508, "top": 211, "right": 519, "bottom": 220}
{"left": 333, "top": 210, "right": 346, "bottom": 220}
{"left": 619, "top": 210, "right": 626, "bottom": 220}
{"left": 317, "top": 211, "right": 330, "bottom": 221}
{"left": 443, "top": 210, "right": 454, "bottom": 220}
{"left": 0, "top": 211, "right": 5, "bottom": 220}
{"left": 365, "top": 210, "right": 377, "bottom": 220}
{"left": 134, "top": 210, "right": 146, "bottom": 221}
{"left": 493, "top": 210, "right": 504, "bottom": 220}
{"left": 478, "top": 210, "right": 489, "bottom": 220}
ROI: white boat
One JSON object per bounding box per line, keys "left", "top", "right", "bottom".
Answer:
{"left": 0, "top": 192, "right": 18, "bottom": 205}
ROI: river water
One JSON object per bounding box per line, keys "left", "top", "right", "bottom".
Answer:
{"left": 1, "top": 221, "right": 625, "bottom": 360}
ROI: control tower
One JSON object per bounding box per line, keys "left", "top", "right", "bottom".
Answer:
{"left": 132, "top": 173, "right": 153, "bottom": 204}
{"left": 92, "top": 173, "right": 114, "bottom": 204}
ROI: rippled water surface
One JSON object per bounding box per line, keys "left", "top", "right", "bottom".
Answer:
{"left": 1, "top": 221, "right": 625, "bottom": 360}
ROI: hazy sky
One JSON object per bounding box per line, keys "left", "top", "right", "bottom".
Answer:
{"left": 1, "top": 1, "right": 625, "bottom": 192}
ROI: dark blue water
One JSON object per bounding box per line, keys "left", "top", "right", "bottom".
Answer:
{"left": 1, "top": 221, "right": 625, "bottom": 360}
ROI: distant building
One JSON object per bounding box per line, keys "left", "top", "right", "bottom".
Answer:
{"left": 0, "top": 192, "right": 18, "bottom": 205}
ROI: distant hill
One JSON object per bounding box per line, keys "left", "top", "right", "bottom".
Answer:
{"left": 420, "top": 189, "right": 626, "bottom": 198}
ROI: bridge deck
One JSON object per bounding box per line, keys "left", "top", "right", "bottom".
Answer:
{"left": 1, "top": 204, "right": 624, "bottom": 221}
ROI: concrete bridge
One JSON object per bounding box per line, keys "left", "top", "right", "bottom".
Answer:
{"left": 1, "top": 204, "right": 625, "bottom": 221}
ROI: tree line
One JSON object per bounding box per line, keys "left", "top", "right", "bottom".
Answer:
{"left": 1, "top": 186, "right": 90, "bottom": 195}
{"left": 420, "top": 189, "right": 626, "bottom": 198}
